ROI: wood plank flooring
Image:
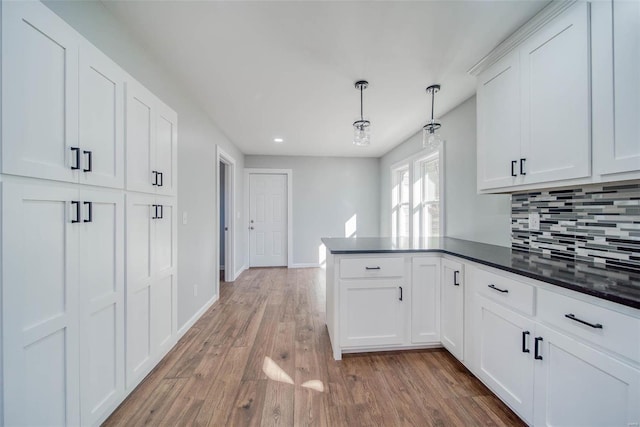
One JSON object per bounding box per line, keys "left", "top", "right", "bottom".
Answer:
{"left": 104, "top": 267, "right": 525, "bottom": 426}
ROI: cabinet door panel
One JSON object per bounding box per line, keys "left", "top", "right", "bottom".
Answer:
{"left": 411, "top": 257, "right": 440, "bottom": 344}
{"left": 151, "top": 274, "right": 175, "bottom": 354}
{"left": 126, "top": 195, "right": 154, "bottom": 284}
{"left": 155, "top": 106, "right": 177, "bottom": 196}
{"left": 340, "top": 280, "right": 405, "bottom": 347}
{"left": 126, "top": 82, "right": 156, "bottom": 194}
{"left": 610, "top": 0, "right": 640, "bottom": 173}
{"left": 441, "top": 259, "right": 464, "bottom": 360}
{"left": 154, "top": 200, "right": 175, "bottom": 275}
{"left": 2, "top": 1, "right": 79, "bottom": 183}
{"left": 520, "top": 3, "right": 590, "bottom": 184}
{"left": 534, "top": 324, "right": 640, "bottom": 426}
{"left": 2, "top": 182, "right": 80, "bottom": 426}
{"left": 79, "top": 44, "right": 125, "bottom": 189}
{"left": 78, "top": 190, "right": 124, "bottom": 426}
{"left": 477, "top": 52, "right": 521, "bottom": 190}
{"left": 477, "top": 297, "right": 535, "bottom": 423}
{"left": 126, "top": 286, "right": 151, "bottom": 387}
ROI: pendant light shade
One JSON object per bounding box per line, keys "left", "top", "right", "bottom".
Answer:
{"left": 353, "top": 80, "right": 370, "bottom": 146}
{"left": 423, "top": 84, "right": 443, "bottom": 150}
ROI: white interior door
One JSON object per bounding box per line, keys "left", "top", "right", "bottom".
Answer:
{"left": 249, "top": 173, "right": 287, "bottom": 267}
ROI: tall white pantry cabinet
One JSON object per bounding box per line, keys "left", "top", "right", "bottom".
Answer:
{"left": 0, "top": 2, "right": 178, "bottom": 426}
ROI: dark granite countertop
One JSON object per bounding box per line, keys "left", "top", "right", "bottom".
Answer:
{"left": 321, "top": 237, "right": 640, "bottom": 310}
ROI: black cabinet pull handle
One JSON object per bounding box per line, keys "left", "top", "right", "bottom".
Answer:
{"left": 488, "top": 284, "right": 509, "bottom": 293}
{"left": 511, "top": 160, "right": 517, "bottom": 177}
{"left": 520, "top": 158, "right": 526, "bottom": 175}
{"left": 158, "top": 204, "right": 163, "bottom": 219}
{"left": 158, "top": 172, "right": 163, "bottom": 187}
{"left": 71, "top": 201, "right": 81, "bottom": 223}
{"left": 453, "top": 270, "right": 460, "bottom": 286}
{"left": 152, "top": 171, "right": 159, "bottom": 186}
{"left": 83, "top": 150, "right": 92, "bottom": 172}
{"left": 522, "top": 331, "right": 530, "bottom": 353}
{"left": 534, "top": 337, "right": 543, "bottom": 360}
{"left": 83, "top": 201, "right": 92, "bottom": 223}
{"left": 399, "top": 286, "right": 403, "bottom": 301}
{"left": 565, "top": 313, "right": 603, "bottom": 329}
{"left": 71, "top": 147, "right": 80, "bottom": 170}
{"left": 151, "top": 204, "right": 158, "bottom": 219}
{"left": 365, "top": 266, "right": 381, "bottom": 270}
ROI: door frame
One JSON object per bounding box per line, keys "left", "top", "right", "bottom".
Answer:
{"left": 244, "top": 168, "right": 293, "bottom": 268}
{"left": 216, "top": 146, "right": 236, "bottom": 290}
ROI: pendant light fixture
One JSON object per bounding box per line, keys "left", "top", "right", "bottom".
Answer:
{"left": 353, "top": 80, "right": 370, "bottom": 146}
{"left": 423, "top": 84, "right": 442, "bottom": 150}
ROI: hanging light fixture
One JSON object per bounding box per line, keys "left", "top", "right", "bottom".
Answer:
{"left": 423, "top": 84, "right": 442, "bottom": 150}
{"left": 353, "top": 80, "right": 370, "bottom": 146}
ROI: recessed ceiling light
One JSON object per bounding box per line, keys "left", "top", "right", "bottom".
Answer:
{"left": 273, "top": 138, "right": 284, "bottom": 143}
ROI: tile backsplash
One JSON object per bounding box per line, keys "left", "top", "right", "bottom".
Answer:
{"left": 511, "top": 181, "right": 640, "bottom": 272}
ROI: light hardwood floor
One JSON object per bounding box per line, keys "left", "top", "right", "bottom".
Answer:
{"left": 104, "top": 267, "right": 525, "bottom": 426}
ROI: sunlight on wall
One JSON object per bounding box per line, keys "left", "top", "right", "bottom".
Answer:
{"left": 345, "top": 214, "right": 357, "bottom": 238}
{"left": 318, "top": 243, "right": 326, "bottom": 267}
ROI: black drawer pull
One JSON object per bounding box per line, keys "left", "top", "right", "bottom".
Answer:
{"left": 158, "top": 171, "right": 163, "bottom": 187}
{"left": 152, "top": 170, "right": 159, "bottom": 186}
{"left": 71, "top": 201, "right": 81, "bottom": 223}
{"left": 519, "top": 158, "right": 526, "bottom": 176}
{"left": 83, "top": 150, "right": 92, "bottom": 172}
{"left": 511, "top": 160, "right": 517, "bottom": 177}
{"left": 522, "top": 331, "right": 530, "bottom": 353}
{"left": 365, "top": 266, "right": 381, "bottom": 270}
{"left": 71, "top": 147, "right": 80, "bottom": 170}
{"left": 453, "top": 270, "right": 460, "bottom": 286}
{"left": 488, "top": 284, "right": 509, "bottom": 293}
{"left": 152, "top": 204, "right": 158, "bottom": 219}
{"left": 158, "top": 204, "right": 163, "bottom": 219}
{"left": 534, "top": 337, "right": 543, "bottom": 360}
{"left": 565, "top": 313, "right": 603, "bottom": 329}
{"left": 83, "top": 201, "right": 92, "bottom": 223}
{"left": 399, "top": 286, "right": 403, "bottom": 301}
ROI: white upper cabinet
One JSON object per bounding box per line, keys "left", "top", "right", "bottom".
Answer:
{"left": 2, "top": 1, "right": 79, "bottom": 183}
{"left": 593, "top": 0, "right": 640, "bottom": 176}
{"left": 79, "top": 43, "right": 126, "bottom": 189}
{"left": 477, "top": 52, "right": 521, "bottom": 190}
{"left": 126, "top": 80, "right": 177, "bottom": 196}
{"left": 476, "top": 3, "right": 590, "bottom": 191}
{"left": 1, "top": 2, "right": 125, "bottom": 189}
{"left": 519, "top": 3, "right": 590, "bottom": 185}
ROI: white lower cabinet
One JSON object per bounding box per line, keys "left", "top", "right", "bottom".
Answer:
{"left": 533, "top": 323, "right": 640, "bottom": 427}
{"left": 125, "top": 194, "right": 177, "bottom": 388}
{"left": 441, "top": 258, "right": 464, "bottom": 360}
{"left": 466, "top": 264, "right": 640, "bottom": 426}
{"left": 339, "top": 279, "right": 406, "bottom": 348}
{"left": 475, "top": 295, "right": 535, "bottom": 423}
{"left": 2, "top": 181, "right": 124, "bottom": 426}
{"left": 411, "top": 257, "right": 440, "bottom": 344}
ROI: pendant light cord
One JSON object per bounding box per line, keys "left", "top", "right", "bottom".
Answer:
{"left": 360, "top": 86, "right": 364, "bottom": 121}
{"left": 431, "top": 88, "right": 435, "bottom": 122}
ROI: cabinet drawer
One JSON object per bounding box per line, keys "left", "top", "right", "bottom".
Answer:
{"left": 475, "top": 268, "right": 535, "bottom": 316}
{"left": 340, "top": 257, "right": 404, "bottom": 279}
{"left": 537, "top": 289, "right": 640, "bottom": 362}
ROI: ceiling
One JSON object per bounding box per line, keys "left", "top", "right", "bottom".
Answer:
{"left": 102, "top": 0, "right": 548, "bottom": 157}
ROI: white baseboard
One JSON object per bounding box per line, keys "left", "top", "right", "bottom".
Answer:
{"left": 177, "top": 294, "right": 219, "bottom": 338}
{"left": 233, "top": 264, "right": 247, "bottom": 280}
{"left": 290, "top": 263, "right": 320, "bottom": 269}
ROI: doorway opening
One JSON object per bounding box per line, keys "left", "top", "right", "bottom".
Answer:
{"left": 216, "top": 146, "right": 236, "bottom": 297}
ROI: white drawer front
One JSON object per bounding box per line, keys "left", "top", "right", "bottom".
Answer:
{"left": 340, "top": 257, "right": 404, "bottom": 279}
{"left": 475, "top": 268, "right": 535, "bottom": 316}
{"left": 537, "top": 288, "right": 640, "bottom": 363}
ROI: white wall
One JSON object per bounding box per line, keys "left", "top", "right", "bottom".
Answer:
{"left": 244, "top": 156, "right": 380, "bottom": 266}
{"left": 43, "top": 1, "right": 246, "bottom": 329}
{"left": 380, "top": 96, "right": 511, "bottom": 247}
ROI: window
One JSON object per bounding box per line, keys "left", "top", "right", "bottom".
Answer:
{"left": 391, "top": 149, "right": 444, "bottom": 243}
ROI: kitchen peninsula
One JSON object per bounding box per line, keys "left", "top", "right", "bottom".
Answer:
{"left": 322, "top": 236, "right": 640, "bottom": 426}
